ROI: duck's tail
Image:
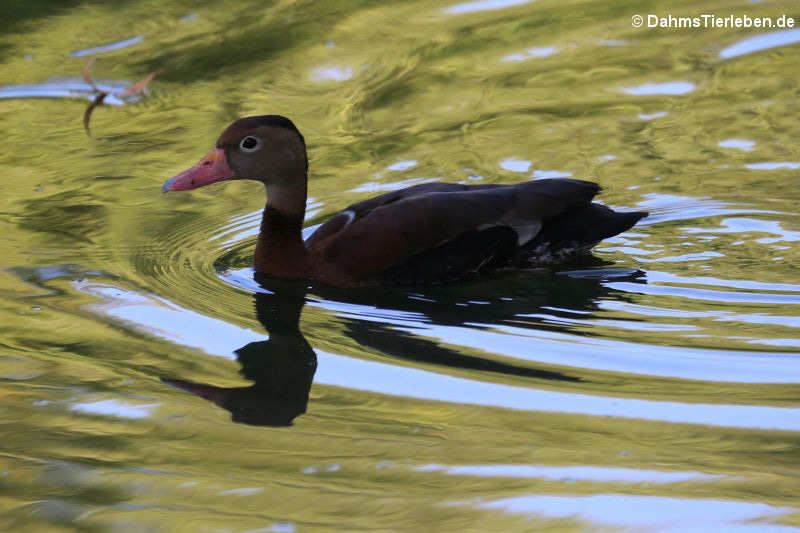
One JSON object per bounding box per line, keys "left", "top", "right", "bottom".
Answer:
{"left": 519, "top": 203, "right": 648, "bottom": 264}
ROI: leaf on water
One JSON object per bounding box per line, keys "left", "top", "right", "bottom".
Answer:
{"left": 118, "top": 68, "right": 162, "bottom": 98}
{"left": 82, "top": 58, "right": 99, "bottom": 91}
{"left": 83, "top": 92, "right": 108, "bottom": 138}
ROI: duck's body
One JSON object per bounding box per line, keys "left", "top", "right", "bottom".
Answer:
{"left": 163, "top": 115, "right": 646, "bottom": 287}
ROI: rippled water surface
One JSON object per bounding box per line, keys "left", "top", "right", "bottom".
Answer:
{"left": 2, "top": 1, "right": 799, "bottom": 531}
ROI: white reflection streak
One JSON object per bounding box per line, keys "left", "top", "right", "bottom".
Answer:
{"left": 746, "top": 162, "right": 800, "bottom": 170}
{"left": 75, "top": 282, "right": 800, "bottom": 431}
{"left": 605, "top": 281, "right": 800, "bottom": 305}
{"left": 309, "top": 65, "right": 354, "bottom": 82}
{"left": 499, "top": 158, "right": 531, "bottom": 172}
{"left": 71, "top": 400, "right": 158, "bottom": 419}
{"left": 0, "top": 79, "right": 131, "bottom": 106}
{"left": 681, "top": 218, "right": 800, "bottom": 244}
{"left": 314, "top": 351, "right": 800, "bottom": 430}
{"left": 327, "top": 297, "right": 799, "bottom": 382}
{"left": 416, "top": 463, "right": 721, "bottom": 483}
{"left": 387, "top": 160, "right": 418, "bottom": 171}
{"left": 720, "top": 28, "right": 800, "bottom": 59}
{"left": 350, "top": 177, "right": 440, "bottom": 193}
{"left": 70, "top": 35, "right": 144, "bottom": 57}
{"left": 445, "top": 0, "right": 530, "bottom": 15}
{"left": 474, "top": 494, "right": 798, "bottom": 533}
{"left": 639, "top": 111, "right": 668, "bottom": 120}
{"left": 531, "top": 169, "right": 572, "bottom": 179}
{"left": 501, "top": 46, "right": 557, "bottom": 61}
{"left": 447, "top": 321, "right": 800, "bottom": 383}
{"left": 718, "top": 139, "right": 755, "bottom": 151}
{"left": 621, "top": 81, "right": 695, "bottom": 95}
{"left": 634, "top": 192, "right": 780, "bottom": 225}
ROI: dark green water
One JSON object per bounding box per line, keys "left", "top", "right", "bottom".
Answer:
{"left": 1, "top": 1, "right": 799, "bottom": 531}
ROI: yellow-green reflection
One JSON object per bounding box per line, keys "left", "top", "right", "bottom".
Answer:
{"left": 1, "top": 0, "right": 799, "bottom": 531}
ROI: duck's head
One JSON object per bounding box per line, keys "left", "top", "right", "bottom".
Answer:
{"left": 162, "top": 115, "right": 307, "bottom": 193}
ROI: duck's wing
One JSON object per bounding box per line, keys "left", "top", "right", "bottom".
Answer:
{"left": 305, "top": 182, "right": 491, "bottom": 246}
{"left": 307, "top": 179, "right": 602, "bottom": 283}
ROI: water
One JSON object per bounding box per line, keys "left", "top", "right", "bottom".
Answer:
{"left": 1, "top": 1, "right": 799, "bottom": 531}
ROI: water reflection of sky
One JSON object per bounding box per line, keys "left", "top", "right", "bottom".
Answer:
{"left": 639, "top": 111, "right": 668, "bottom": 120}
{"left": 745, "top": 162, "right": 800, "bottom": 170}
{"left": 310, "top": 65, "right": 354, "bottom": 82}
{"left": 622, "top": 81, "right": 695, "bottom": 96}
{"left": 718, "top": 139, "right": 755, "bottom": 151}
{"left": 0, "top": 78, "right": 132, "bottom": 105}
{"left": 499, "top": 158, "right": 531, "bottom": 172}
{"left": 501, "top": 46, "right": 557, "bottom": 62}
{"left": 532, "top": 169, "right": 571, "bottom": 179}
{"left": 635, "top": 193, "right": 780, "bottom": 224}
{"left": 70, "top": 35, "right": 144, "bottom": 57}
{"left": 74, "top": 281, "right": 800, "bottom": 430}
{"left": 386, "top": 160, "right": 418, "bottom": 171}
{"left": 682, "top": 218, "right": 800, "bottom": 244}
{"left": 720, "top": 28, "right": 800, "bottom": 59}
{"left": 350, "top": 177, "right": 441, "bottom": 193}
{"left": 71, "top": 399, "right": 158, "bottom": 419}
{"left": 444, "top": 0, "right": 530, "bottom": 15}
{"left": 473, "top": 494, "right": 798, "bottom": 533}
{"left": 416, "top": 463, "right": 723, "bottom": 483}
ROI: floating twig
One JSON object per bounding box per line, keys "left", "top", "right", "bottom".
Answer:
{"left": 83, "top": 92, "right": 107, "bottom": 137}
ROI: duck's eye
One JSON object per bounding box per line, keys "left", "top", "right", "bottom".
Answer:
{"left": 239, "top": 136, "right": 261, "bottom": 152}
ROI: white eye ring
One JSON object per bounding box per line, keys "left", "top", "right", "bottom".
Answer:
{"left": 239, "top": 136, "right": 262, "bottom": 152}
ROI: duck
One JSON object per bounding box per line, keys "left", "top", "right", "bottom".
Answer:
{"left": 162, "top": 115, "right": 647, "bottom": 287}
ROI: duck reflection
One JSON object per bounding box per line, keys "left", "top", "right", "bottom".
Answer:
{"left": 164, "top": 264, "right": 645, "bottom": 427}
{"left": 163, "top": 280, "right": 316, "bottom": 426}
{"left": 313, "top": 263, "right": 644, "bottom": 381}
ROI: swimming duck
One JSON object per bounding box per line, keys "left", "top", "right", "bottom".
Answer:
{"left": 162, "top": 115, "right": 646, "bottom": 287}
